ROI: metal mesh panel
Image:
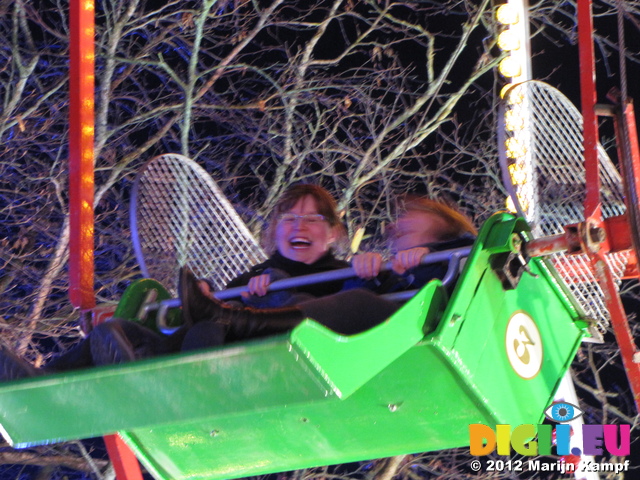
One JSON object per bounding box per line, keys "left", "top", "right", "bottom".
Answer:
{"left": 131, "top": 154, "right": 268, "bottom": 294}
{"left": 501, "top": 81, "right": 627, "bottom": 330}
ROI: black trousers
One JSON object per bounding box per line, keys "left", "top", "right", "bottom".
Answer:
{"left": 45, "top": 321, "right": 189, "bottom": 371}
{"left": 181, "top": 288, "right": 401, "bottom": 348}
{"left": 48, "top": 289, "right": 401, "bottom": 368}
{"left": 298, "top": 288, "right": 400, "bottom": 335}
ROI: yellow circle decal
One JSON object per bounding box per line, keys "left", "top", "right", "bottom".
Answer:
{"left": 505, "top": 311, "right": 543, "bottom": 379}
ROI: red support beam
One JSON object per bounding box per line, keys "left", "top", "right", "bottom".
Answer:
{"left": 589, "top": 248, "right": 640, "bottom": 410}
{"left": 103, "top": 435, "right": 144, "bottom": 480}
{"left": 621, "top": 101, "right": 640, "bottom": 198}
{"left": 577, "top": 0, "right": 640, "bottom": 410}
{"left": 69, "top": 0, "right": 96, "bottom": 310}
{"left": 614, "top": 100, "right": 640, "bottom": 275}
{"left": 578, "top": 0, "right": 601, "bottom": 220}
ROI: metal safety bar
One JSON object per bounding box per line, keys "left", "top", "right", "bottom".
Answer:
{"left": 145, "top": 246, "right": 473, "bottom": 331}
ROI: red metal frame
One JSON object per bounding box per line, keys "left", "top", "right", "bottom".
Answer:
{"left": 578, "top": 0, "right": 601, "bottom": 220}
{"left": 69, "top": 0, "right": 96, "bottom": 310}
{"left": 103, "top": 435, "right": 144, "bottom": 480}
{"left": 577, "top": 0, "right": 640, "bottom": 410}
{"left": 615, "top": 102, "right": 640, "bottom": 281}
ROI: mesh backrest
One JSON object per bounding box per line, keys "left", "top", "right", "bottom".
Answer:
{"left": 500, "top": 81, "right": 628, "bottom": 331}
{"left": 131, "top": 154, "right": 268, "bottom": 294}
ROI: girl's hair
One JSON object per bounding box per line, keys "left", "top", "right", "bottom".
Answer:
{"left": 263, "top": 184, "right": 346, "bottom": 253}
{"left": 398, "top": 196, "right": 477, "bottom": 241}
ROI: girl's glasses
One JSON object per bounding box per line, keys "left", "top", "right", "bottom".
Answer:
{"left": 278, "top": 213, "right": 326, "bottom": 225}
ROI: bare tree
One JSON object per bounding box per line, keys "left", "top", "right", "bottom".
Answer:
{"left": 0, "top": 0, "right": 638, "bottom": 478}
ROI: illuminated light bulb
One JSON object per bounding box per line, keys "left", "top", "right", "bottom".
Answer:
{"left": 496, "top": 4, "right": 519, "bottom": 25}
{"left": 500, "top": 84, "right": 514, "bottom": 99}
{"left": 517, "top": 194, "right": 530, "bottom": 213}
{"left": 508, "top": 163, "right": 528, "bottom": 185}
{"left": 499, "top": 56, "right": 522, "bottom": 78}
{"left": 506, "top": 88, "right": 525, "bottom": 105}
{"left": 498, "top": 30, "right": 520, "bottom": 51}
{"left": 505, "top": 137, "right": 526, "bottom": 158}
{"left": 504, "top": 109, "right": 525, "bottom": 131}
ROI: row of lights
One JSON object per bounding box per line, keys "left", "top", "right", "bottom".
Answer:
{"left": 496, "top": 1, "right": 533, "bottom": 214}
{"left": 496, "top": 1, "right": 531, "bottom": 85}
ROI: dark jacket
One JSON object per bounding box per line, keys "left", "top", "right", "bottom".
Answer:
{"left": 225, "top": 250, "right": 350, "bottom": 308}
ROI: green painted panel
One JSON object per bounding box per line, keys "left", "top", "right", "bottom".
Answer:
{"left": 440, "top": 257, "right": 585, "bottom": 427}
{"left": 122, "top": 346, "right": 495, "bottom": 480}
{"left": 0, "top": 339, "right": 331, "bottom": 447}
{"left": 0, "top": 212, "right": 590, "bottom": 480}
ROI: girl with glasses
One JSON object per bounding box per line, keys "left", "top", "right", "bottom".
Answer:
{"left": 219, "top": 184, "right": 349, "bottom": 308}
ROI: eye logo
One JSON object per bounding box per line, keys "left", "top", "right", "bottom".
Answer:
{"left": 544, "top": 402, "right": 584, "bottom": 423}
